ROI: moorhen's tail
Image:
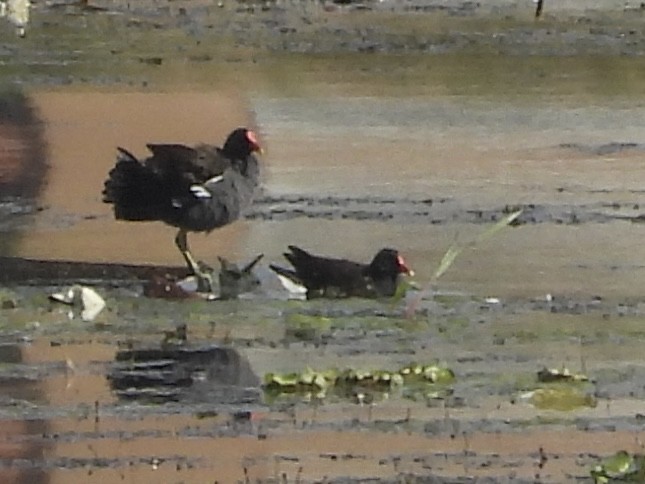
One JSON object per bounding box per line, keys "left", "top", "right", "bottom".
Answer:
{"left": 283, "top": 245, "right": 313, "bottom": 269}
{"left": 103, "top": 148, "right": 168, "bottom": 221}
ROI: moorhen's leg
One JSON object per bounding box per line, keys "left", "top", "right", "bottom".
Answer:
{"left": 175, "top": 229, "right": 213, "bottom": 293}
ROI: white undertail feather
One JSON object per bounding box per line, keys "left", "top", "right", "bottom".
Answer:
{"left": 275, "top": 273, "right": 308, "bottom": 297}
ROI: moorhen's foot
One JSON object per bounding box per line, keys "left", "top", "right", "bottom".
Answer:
{"left": 193, "top": 265, "right": 215, "bottom": 294}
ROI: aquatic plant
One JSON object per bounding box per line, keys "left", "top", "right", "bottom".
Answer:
{"left": 521, "top": 386, "right": 596, "bottom": 411}
{"left": 264, "top": 362, "right": 454, "bottom": 402}
{"left": 402, "top": 209, "right": 522, "bottom": 316}
{"left": 590, "top": 451, "right": 645, "bottom": 483}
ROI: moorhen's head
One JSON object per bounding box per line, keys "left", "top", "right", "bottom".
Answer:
{"left": 222, "top": 128, "right": 263, "bottom": 160}
{"left": 368, "top": 248, "right": 414, "bottom": 277}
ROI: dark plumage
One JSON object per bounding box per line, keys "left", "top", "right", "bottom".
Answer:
{"left": 269, "top": 246, "right": 413, "bottom": 299}
{"left": 103, "top": 127, "right": 262, "bottom": 291}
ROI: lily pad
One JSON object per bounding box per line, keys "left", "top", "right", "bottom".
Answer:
{"left": 590, "top": 451, "right": 645, "bottom": 483}
{"left": 400, "top": 363, "right": 455, "bottom": 384}
{"left": 263, "top": 362, "right": 454, "bottom": 402}
{"left": 523, "top": 387, "right": 596, "bottom": 411}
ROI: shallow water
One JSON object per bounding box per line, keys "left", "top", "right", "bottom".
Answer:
{"left": 2, "top": 19, "right": 645, "bottom": 482}
{"left": 5, "top": 82, "right": 645, "bottom": 298}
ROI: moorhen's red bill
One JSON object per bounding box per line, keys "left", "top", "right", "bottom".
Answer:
{"left": 269, "top": 245, "right": 413, "bottom": 299}
{"left": 103, "top": 127, "right": 262, "bottom": 292}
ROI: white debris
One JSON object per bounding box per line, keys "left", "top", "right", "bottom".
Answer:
{"left": 484, "top": 297, "right": 501, "bottom": 304}
{"left": 0, "top": 0, "right": 31, "bottom": 38}
{"left": 50, "top": 285, "right": 106, "bottom": 321}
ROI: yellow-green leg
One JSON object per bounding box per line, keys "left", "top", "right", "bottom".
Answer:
{"left": 175, "top": 229, "right": 213, "bottom": 293}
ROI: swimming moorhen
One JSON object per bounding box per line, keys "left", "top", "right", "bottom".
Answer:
{"left": 269, "top": 246, "right": 413, "bottom": 299}
{"left": 103, "top": 127, "right": 262, "bottom": 292}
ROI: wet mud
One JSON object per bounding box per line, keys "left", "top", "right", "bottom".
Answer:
{"left": 2, "top": 1, "right": 645, "bottom": 483}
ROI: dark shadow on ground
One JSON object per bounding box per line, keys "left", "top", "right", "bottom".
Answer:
{"left": 0, "top": 86, "right": 48, "bottom": 256}
{"left": 0, "top": 256, "right": 185, "bottom": 285}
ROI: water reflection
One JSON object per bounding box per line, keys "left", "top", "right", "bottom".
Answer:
{"left": 4, "top": 88, "right": 645, "bottom": 298}
{"left": 255, "top": 95, "right": 645, "bottom": 198}
{"left": 109, "top": 343, "right": 260, "bottom": 404}
{"left": 0, "top": 344, "right": 49, "bottom": 484}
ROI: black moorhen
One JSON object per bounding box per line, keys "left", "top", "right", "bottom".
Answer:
{"left": 269, "top": 246, "right": 413, "bottom": 299}
{"left": 103, "top": 127, "right": 262, "bottom": 292}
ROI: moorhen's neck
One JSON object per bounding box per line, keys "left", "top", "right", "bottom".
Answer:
{"left": 366, "top": 249, "right": 401, "bottom": 279}
{"left": 222, "top": 143, "right": 250, "bottom": 160}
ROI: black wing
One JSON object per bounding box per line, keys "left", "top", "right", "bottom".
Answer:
{"left": 146, "top": 143, "right": 231, "bottom": 184}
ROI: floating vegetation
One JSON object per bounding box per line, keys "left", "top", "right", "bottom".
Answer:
{"left": 0, "top": 289, "right": 18, "bottom": 310}
{"left": 284, "top": 313, "right": 333, "bottom": 342}
{"left": 537, "top": 367, "right": 589, "bottom": 383}
{"left": 399, "top": 363, "right": 455, "bottom": 385}
{"left": 264, "top": 363, "right": 454, "bottom": 401}
{"left": 263, "top": 367, "right": 338, "bottom": 400}
{"left": 514, "top": 366, "right": 594, "bottom": 411}
{"left": 590, "top": 451, "right": 645, "bottom": 483}
{"left": 522, "top": 387, "right": 596, "bottom": 411}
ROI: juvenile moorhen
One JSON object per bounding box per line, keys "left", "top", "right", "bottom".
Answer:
{"left": 103, "top": 127, "right": 262, "bottom": 292}
{"left": 269, "top": 246, "right": 413, "bottom": 299}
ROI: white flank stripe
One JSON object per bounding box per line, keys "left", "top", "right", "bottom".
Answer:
{"left": 190, "top": 185, "right": 212, "bottom": 199}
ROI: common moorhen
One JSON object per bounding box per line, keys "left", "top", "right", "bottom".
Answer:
{"left": 103, "top": 127, "right": 262, "bottom": 292}
{"left": 269, "top": 246, "right": 413, "bottom": 299}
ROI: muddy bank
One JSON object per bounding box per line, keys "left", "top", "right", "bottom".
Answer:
{"left": 3, "top": 1, "right": 645, "bottom": 89}
{"left": 247, "top": 193, "right": 645, "bottom": 225}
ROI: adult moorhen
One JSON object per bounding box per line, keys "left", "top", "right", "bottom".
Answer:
{"left": 103, "top": 127, "right": 262, "bottom": 292}
{"left": 269, "top": 246, "right": 413, "bottom": 299}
